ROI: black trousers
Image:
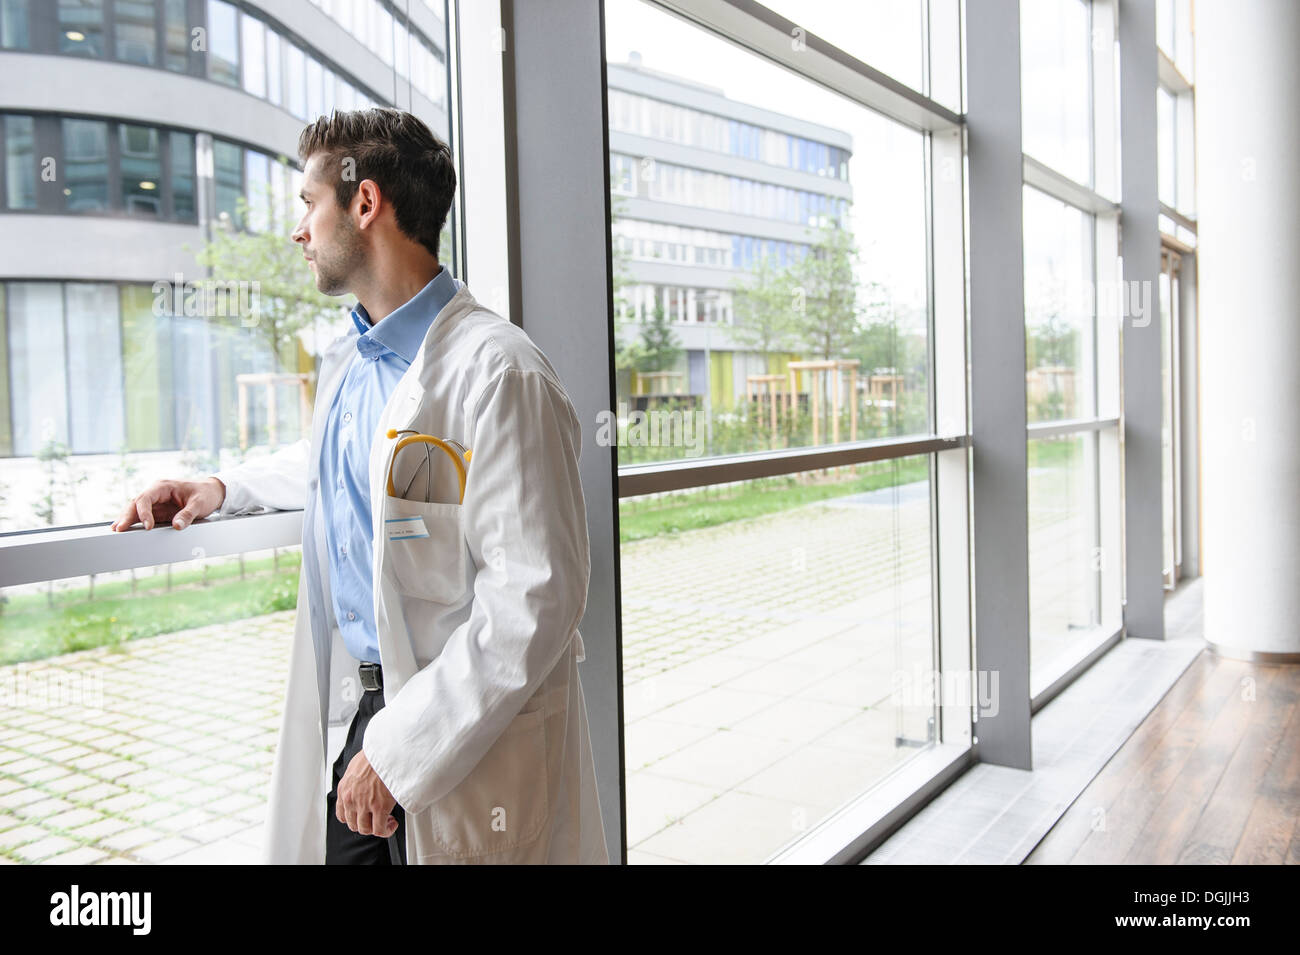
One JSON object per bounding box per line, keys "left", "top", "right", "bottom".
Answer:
{"left": 326, "top": 686, "right": 408, "bottom": 865}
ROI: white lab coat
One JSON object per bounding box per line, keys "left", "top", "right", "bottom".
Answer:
{"left": 211, "top": 284, "right": 609, "bottom": 864}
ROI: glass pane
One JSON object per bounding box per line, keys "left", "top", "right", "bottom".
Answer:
{"left": 62, "top": 118, "right": 110, "bottom": 212}
{"left": 169, "top": 130, "right": 195, "bottom": 219}
{"left": 114, "top": 0, "right": 157, "bottom": 66}
{"left": 0, "top": 557, "right": 299, "bottom": 861}
{"left": 7, "top": 283, "right": 68, "bottom": 459}
{"left": 1023, "top": 185, "right": 1095, "bottom": 423}
{"left": 1028, "top": 433, "right": 1102, "bottom": 674}
{"left": 4, "top": 114, "right": 36, "bottom": 209}
{"left": 244, "top": 149, "right": 270, "bottom": 233}
{"left": 213, "top": 138, "right": 242, "bottom": 230}
{"left": 59, "top": 0, "right": 104, "bottom": 56}
{"left": 758, "top": 0, "right": 925, "bottom": 97}
{"left": 65, "top": 282, "right": 125, "bottom": 453}
{"left": 164, "top": 0, "right": 188, "bottom": 71}
{"left": 286, "top": 42, "right": 306, "bottom": 120}
{"left": 619, "top": 457, "right": 935, "bottom": 863}
{"left": 240, "top": 12, "right": 265, "bottom": 98}
{"left": 206, "top": 0, "right": 238, "bottom": 86}
{"left": 265, "top": 28, "right": 282, "bottom": 106}
{"left": 0, "top": 285, "right": 10, "bottom": 457}
{"left": 1, "top": 0, "right": 30, "bottom": 49}
{"left": 605, "top": 0, "right": 931, "bottom": 462}
{"left": 1020, "top": 0, "right": 1091, "bottom": 186}
{"left": 1157, "top": 86, "right": 1175, "bottom": 209}
{"left": 306, "top": 56, "right": 322, "bottom": 120}
{"left": 119, "top": 122, "right": 162, "bottom": 217}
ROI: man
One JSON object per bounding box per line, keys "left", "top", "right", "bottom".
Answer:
{"left": 112, "top": 108, "right": 608, "bottom": 865}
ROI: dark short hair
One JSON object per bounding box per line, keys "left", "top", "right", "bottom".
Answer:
{"left": 298, "top": 108, "right": 455, "bottom": 261}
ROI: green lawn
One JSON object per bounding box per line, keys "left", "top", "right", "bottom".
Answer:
{"left": 0, "top": 552, "right": 301, "bottom": 666}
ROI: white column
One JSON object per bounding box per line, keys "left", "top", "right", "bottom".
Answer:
{"left": 1195, "top": 0, "right": 1300, "bottom": 659}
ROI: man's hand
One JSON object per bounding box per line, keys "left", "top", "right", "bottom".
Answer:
{"left": 111, "top": 477, "right": 226, "bottom": 532}
{"left": 337, "top": 749, "right": 399, "bottom": 837}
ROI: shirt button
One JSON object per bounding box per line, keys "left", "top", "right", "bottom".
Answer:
{"left": 343, "top": 411, "right": 352, "bottom": 423}
{"left": 347, "top": 611, "right": 356, "bottom": 621}
{"left": 337, "top": 477, "right": 344, "bottom": 488}
{"left": 340, "top": 544, "right": 347, "bottom": 556}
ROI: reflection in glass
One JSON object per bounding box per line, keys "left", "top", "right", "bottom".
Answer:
{"left": 4, "top": 114, "right": 35, "bottom": 209}
{"left": 619, "top": 457, "right": 935, "bottom": 863}
{"left": 1, "top": 0, "right": 30, "bottom": 49}
{"left": 240, "top": 12, "right": 266, "bottom": 98}
{"left": 119, "top": 123, "right": 162, "bottom": 216}
{"left": 59, "top": 0, "right": 104, "bottom": 57}
{"left": 1028, "top": 434, "right": 1101, "bottom": 673}
{"left": 66, "top": 283, "right": 125, "bottom": 453}
{"left": 1023, "top": 186, "right": 1095, "bottom": 423}
{"left": 213, "top": 139, "right": 243, "bottom": 230}
{"left": 1020, "top": 0, "right": 1091, "bottom": 186}
{"left": 62, "top": 118, "right": 110, "bottom": 212}
{"left": 164, "top": 0, "right": 188, "bottom": 71}
{"left": 170, "top": 130, "right": 195, "bottom": 219}
{"left": 206, "top": 0, "right": 239, "bottom": 86}
{"left": 114, "top": 0, "right": 156, "bottom": 66}
{"left": 606, "top": 0, "right": 929, "bottom": 462}
{"left": 8, "top": 283, "right": 68, "bottom": 456}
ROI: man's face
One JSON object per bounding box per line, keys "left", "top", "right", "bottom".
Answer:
{"left": 292, "top": 155, "right": 365, "bottom": 296}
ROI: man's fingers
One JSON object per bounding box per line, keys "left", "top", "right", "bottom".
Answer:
{"left": 383, "top": 814, "right": 398, "bottom": 837}
{"left": 134, "top": 494, "right": 156, "bottom": 531}
{"left": 172, "top": 504, "right": 196, "bottom": 530}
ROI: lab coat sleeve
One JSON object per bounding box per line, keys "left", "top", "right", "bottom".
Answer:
{"left": 210, "top": 436, "right": 311, "bottom": 516}
{"left": 361, "top": 367, "right": 590, "bottom": 815}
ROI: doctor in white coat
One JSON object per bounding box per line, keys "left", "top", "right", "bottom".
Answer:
{"left": 112, "top": 108, "right": 609, "bottom": 865}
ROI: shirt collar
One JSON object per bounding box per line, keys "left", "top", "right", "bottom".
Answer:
{"left": 350, "top": 265, "right": 461, "bottom": 363}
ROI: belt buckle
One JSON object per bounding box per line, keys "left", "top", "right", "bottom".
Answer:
{"left": 359, "top": 663, "right": 383, "bottom": 692}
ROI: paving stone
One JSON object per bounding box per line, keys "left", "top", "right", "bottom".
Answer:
{"left": 13, "top": 835, "right": 79, "bottom": 863}
{"left": 44, "top": 846, "right": 109, "bottom": 865}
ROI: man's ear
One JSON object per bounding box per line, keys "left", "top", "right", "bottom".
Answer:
{"left": 356, "top": 179, "right": 381, "bottom": 227}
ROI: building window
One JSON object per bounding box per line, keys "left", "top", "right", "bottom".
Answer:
{"left": 62, "top": 118, "right": 110, "bottom": 212}
{"left": 1, "top": 0, "right": 30, "bottom": 49}
{"left": 169, "top": 130, "right": 195, "bottom": 219}
{"left": 4, "top": 114, "right": 35, "bottom": 209}
{"left": 213, "top": 138, "right": 243, "bottom": 229}
{"left": 59, "top": 0, "right": 105, "bottom": 57}
{"left": 206, "top": 0, "right": 239, "bottom": 86}
{"left": 164, "top": 0, "right": 189, "bottom": 71}
{"left": 240, "top": 12, "right": 266, "bottom": 98}
{"left": 114, "top": 0, "right": 157, "bottom": 66}
{"left": 119, "top": 122, "right": 162, "bottom": 217}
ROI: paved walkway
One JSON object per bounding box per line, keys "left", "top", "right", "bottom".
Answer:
{"left": 0, "top": 472, "right": 1093, "bottom": 864}
{"left": 0, "top": 612, "right": 291, "bottom": 864}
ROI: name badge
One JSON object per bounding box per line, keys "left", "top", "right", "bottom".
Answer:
{"left": 385, "top": 516, "right": 429, "bottom": 542}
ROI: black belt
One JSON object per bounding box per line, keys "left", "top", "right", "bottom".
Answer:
{"left": 359, "top": 662, "right": 384, "bottom": 692}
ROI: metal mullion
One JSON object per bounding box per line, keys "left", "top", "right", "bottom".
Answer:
{"left": 647, "top": 0, "right": 963, "bottom": 134}
{"left": 618, "top": 434, "right": 969, "bottom": 497}
{"left": 1025, "top": 416, "right": 1119, "bottom": 440}
{"left": 1022, "top": 154, "right": 1119, "bottom": 216}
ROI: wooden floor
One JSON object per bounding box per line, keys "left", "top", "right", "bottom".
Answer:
{"left": 1025, "top": 649, "right": 1300, "bottom": 864}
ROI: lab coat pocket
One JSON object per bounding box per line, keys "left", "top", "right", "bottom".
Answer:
{"left": 383, "top": 494, "right": 467, "bottom": 604}
{"left": 429, "top": 706, "right": 550, "bottom": 857}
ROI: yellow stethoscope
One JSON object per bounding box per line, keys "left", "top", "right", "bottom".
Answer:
{"left": 384, "top": 428, "right": 473, "bottom": 505}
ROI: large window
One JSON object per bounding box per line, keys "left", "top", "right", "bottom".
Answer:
{"left": 606, "top": 0, "right": 962, "bottom": 865}
{"left": 1020, "top": 0, "right": 1123, "bottom": 689}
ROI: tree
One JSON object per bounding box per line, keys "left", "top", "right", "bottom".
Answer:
{"left": 729, "top": 251, "right": 800, "bottom": 365}
{"left": 789, "top": 219, "right": 864, "bottom": 359}
{"left": 609, "top": 191, "right": 649, "bottom": 376}
{"left": 638, "top": 302, "right": 682, "bottom": 376}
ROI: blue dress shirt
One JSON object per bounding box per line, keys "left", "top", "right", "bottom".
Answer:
{"left": 319, "top": 265, "right": 464, "bottom": 663}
